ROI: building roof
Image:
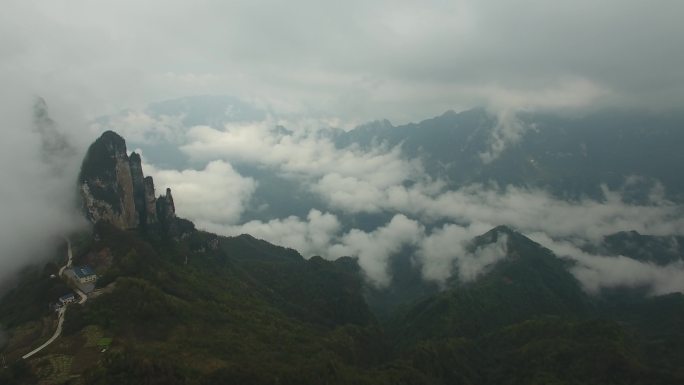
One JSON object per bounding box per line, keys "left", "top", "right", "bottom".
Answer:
{"left": 73, "top": 265, "right": 96, "bottom": 278}
{"left": 59, "top": 293, "right": 75, "bottom": 301}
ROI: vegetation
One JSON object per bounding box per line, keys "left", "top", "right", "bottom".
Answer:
{"left": 1, "top": 222, "right": 683, "bottom": 384}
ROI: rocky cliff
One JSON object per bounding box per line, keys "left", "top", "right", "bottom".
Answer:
{"left": 143, "top": 176, "right": 158, "bottom": 224}
{"left": 156, "top": 187, "right": 176, "bottom": 223}
{"left": 78, "top": 131, "right": 166, "bottom": 229}
{"left": 128, "top": 152, "right": 148, "bottom": 226}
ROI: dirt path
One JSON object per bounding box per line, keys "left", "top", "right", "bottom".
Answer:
{"left": 22, "top": 239, "right": 85, "bottom": 359}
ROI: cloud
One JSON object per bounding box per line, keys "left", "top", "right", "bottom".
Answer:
{"left": 159, "top": 143, "right": 684, "bottom": 293}
{"left": 0, "top": 96, "right": 87, "bottom": 288}
{"left": 418, "top": 223, "right": 499, "bottom": 283}
{"left": 459, "top": 235, "right": 509, "bottom": 282}
{"left": 204, "top": 209, "right": 341, "bottom": 259}
{"left": 3, "top": 1, "right": 683, "bottom": 126}
{"left": 329, "top": 215, "right": 424, "bottom": 287}
{"left": 3, "top": 0, "right": 684, "bottom": 299}
{"left": 157, "top": 114, "right": 684, "bottom": 293}
{"left": 330, "top": 182, "right": 684, "bottom": 243}
{"left": 196, "top": 210, "right": 424, "bottom": 287}
{"left": 181, "top": 120, "right": 419, "bottom": 181}
{"left": 93, "top": 111, "right": 187, "bottom": 144}
{"left": 571, "top": 257, "right": 684, "bottom": 296}
{"left": 179, "top": 120, "right": 428, "bottom": 214}
{"left": 479, "top": 109, "right": 529, "bottom": 164}
{"left": 528, "top": 232, "right": 684, "bottom": 296}
{"left": 143, "top": 159, "right": 257, "bottom": 225}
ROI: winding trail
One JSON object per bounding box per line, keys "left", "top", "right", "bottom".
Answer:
{"left": 21, "top": 307, "right": 66, "bottom": 360}
{"left": 22, "top": 239, "right": 86, "bottom": 360}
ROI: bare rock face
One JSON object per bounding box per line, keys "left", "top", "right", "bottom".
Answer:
{"left": 156, "top": 187, "right": 176, "bottom": 223}
{"left": 79, "top": 130, "right": 177, "bottom": 230}
{"left": 129, "top": 152, "right": 149, "bottom": 226}
{"left": 79, "top": 131, "right": 139, "bottom": 228}
{"left": 143, "top": 176, "right": 158, "bottom": 224}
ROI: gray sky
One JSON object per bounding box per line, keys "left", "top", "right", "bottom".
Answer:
{"left": 2, "top": 0, "right": 684, "bottom": 125}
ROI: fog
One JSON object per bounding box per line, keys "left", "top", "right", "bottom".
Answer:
{"left": 148, "top": 115, "right": 684, "bottom": 291}
{"left": 0, "top": 96, "right": 88, "bottom": 287}
{"left": 3, "top": 1, "right": 684, "bottom": 124}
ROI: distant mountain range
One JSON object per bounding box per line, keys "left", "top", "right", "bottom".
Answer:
{"left": 104, "top": 97, "right": 684, "bottom": 209}
{"left": 336, "top": 108, "right": 684, "bottom": 202}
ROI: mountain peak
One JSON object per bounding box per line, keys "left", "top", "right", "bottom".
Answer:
{"left": 472, "top": 225, "right": 519, "bottom": 247}
{"left": 78, "top": 131, "right": 166, "bottom": 229}
{"left": 97, "top": 130, "right": 127, "bottom": 153}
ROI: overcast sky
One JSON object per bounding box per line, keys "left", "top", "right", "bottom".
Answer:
{"left": 2, "top": 0, "right": 684, "bottom": 125}
{"left": 2, "top": 1, "right": 684, "bottom": 294}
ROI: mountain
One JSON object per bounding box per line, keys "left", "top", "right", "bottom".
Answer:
{"left": 384, "top": 227, "right": 684, "bottom": 384}
{"left": 593, "top": 231, "right": 684, "bottom": 265}
{"left": 78, "top": 131, "right": 174, "bottom": 230}
{"left": 2, "top": 131, "right": 684, "bottom": 384}
{"left": 336, "top": 108, "right": 684, "bottom": 202}
{"left": 391, "top": 226, "right": 592, "bottom": 343}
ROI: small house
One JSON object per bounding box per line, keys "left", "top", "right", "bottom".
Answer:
{"left": 73, "top": 266, "right": 97, "bottom": 284}
{"left": 59, "top": 293, "right": 76, "bottom": 305}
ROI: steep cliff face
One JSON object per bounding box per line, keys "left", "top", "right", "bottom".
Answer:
{"left": 79, "top": 131, "right": 162, "bottom": 229}
{"left": 129, "top": 152, "right": 149, "bottom": 226}
{"left": 156, "top": 188, "right": 176, "bottom": 224}
{"left": 143, "top": 176, "right": 158, "bottom": 224}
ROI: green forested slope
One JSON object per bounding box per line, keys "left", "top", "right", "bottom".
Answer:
{"left": 1, "top": 223, "right": 683, "bottom": 384}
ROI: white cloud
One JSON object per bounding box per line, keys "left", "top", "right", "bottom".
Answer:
{"left": 356, "top": 183, "right": 684, "bottom": 243}
{"left": 92, "top": 111, "right": 187, "bottom": 144}
{"left": 571, "top": 257, "right": 684, "bottom": 296}
{"left": 329, "top": 214, "right": 424, "bottom": 287}
{"left": 204, "top": 209, "right": 341, "bottom": 259}
{"left": 0, "top": 96, "right": 88, "bottom": 287}
{"left": 181, "top": 120, "right": 419, "bottom": 182}
{"left": 152, "top": 115, "right": 684, "bottom": 294}
{"left": 529, "top": 232, "right": 684, "bottom": 296}
{"left": 4, "top": 0, "right": 684, "bottom": 297}
{"left": 6, "top": 0, "right": 682, "bottom": 126}
{"left": 144, "top": 160, "right": 257, "bottom": 225}
{"left": 198, "top": 211, "right": 424, "bottom": 287}
{"left": 418, "top": 222, "right": 496, "bottom": 283}
{"left": 479, "top": 109, "right": 529, "bottom": 163}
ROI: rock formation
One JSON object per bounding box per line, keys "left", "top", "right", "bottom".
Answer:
{"left": 156, "top": 187, "right": 176, "bottom": 224}
{"left": 78, "top": 131, "right": 165, "bottom": 229}
{"left": 129, "top": 152, "right": 147, "bottom": 226}
{"left": 143, "top": 176, "right": 158, "bottom": 224}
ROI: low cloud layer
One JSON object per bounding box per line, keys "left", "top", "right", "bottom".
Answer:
{"left": 205, "top": 210, "right": 341, "bottom": 260}
{"left": 212, "top": 182, "right": 684, "bottom": 292}
{"left": 148, "top": 116, "right": 684, "bottom": 293}
{"left": 528, "top": 233, "right": 684, "bottom": 296}
{"left": 328, "top": 215, "right": 424, "bottom": 287}
{"left": 144, "top": 159, "right": 257, "bottom": 225}
{"left": 181, "top": 120, "right": 423, "bottom": 206}
{"left": 418, "top": 223, "right": 505, "bottom": 283}
{"left": 3, "top": 95, "right": 681, "bottom": 295}
{"left": 0, "top": 96, "right": 87, "bottom": 287}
